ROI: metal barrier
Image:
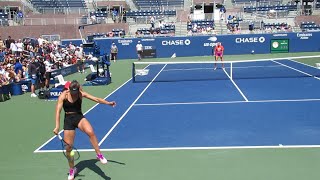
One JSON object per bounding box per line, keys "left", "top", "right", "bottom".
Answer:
{"left": 23, "top": 17, "right": 88, "bottom": 25}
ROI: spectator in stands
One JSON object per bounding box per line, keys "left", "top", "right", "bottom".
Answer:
{"left": 5, "top": 36, "right": 14, "bottom": 49}
{"left": 90, "top": 13, "right": 96, "bottom": 24}
{"left": 136, "top": 41, "right": 143, "bottom": 61}
{"left": 38, "top": 36, "right": 45, "bottom": 46}
{"left": 150, "top": 16, "right": 155, "bottom": 28}
{"left": 0, "top": 36, "right": 5, "bottom": 50}
{"left": 0, "top": 49, "right": 5, "bottom": 62}
{"left": 16, "top": 39, "right": 24, "bottom": 56}
{"left": 76, "top": 48, "right": 85, "bottom": 73}
{"left": 10, "top": 41, "right": 18, "bottom": 56}
{"left": 0, "top": 72, "right": 9, "bottom": 86}
{"left": 17, "top": 10, "right": 24, "bottom": 25}
{"left": 112, "top": 8, "right": 118, "bottom": 23}
{"left": 110, "top": 43, "right": 118, "bottom": 62}
{"left": 14, "top": 58, "right": 23, "bottom": 75}
{"left": 0, "top": 63, "right": 5, "bottom": 74}
{"left": 28, "top": 57, "right": 39, "bottom": 97}
{"left": 38, "top": 58, "right": 46, "bottom": 91}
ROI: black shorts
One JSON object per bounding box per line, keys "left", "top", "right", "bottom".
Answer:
{"left": 111, "top": 53, "right": 117, "bottom": 59}
{"left": 77, "top": 60, "right": 84, "bottom": 65}
{"left": 64, "top": 113, "right": 84, "bottom": 130}
{"left": 45, "top": 72, "right": 51, "bottom": 80}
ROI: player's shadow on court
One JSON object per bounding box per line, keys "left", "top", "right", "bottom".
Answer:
{"left": 74, "top": 159, "right": 125, "bottom": 180}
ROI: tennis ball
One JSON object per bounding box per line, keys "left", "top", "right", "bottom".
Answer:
{"left": 70, "top": 150, "right": 75, "bottom": 157}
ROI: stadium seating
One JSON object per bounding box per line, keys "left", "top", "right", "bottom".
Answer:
{"left": 125, "top": 9, "right": 176, "bottom": 17}
{"left": 30, "top": 0, "right": 86, "bottom": 9}
{"left": 90, "top": 10, "right": 108, "bottom": 18}
{"left": 243, "top": 3, "right": 297, "bottom": 13}
{"left": 0, "top": 10, "right": 9, "bottom": 26}
{"left": 133, "top": 0, "right": 184, "bottom": 9}
{"left": 316, "top": 0, "right": 320, "bottom": 9}
{"left": 187, "top": 20, "right": 214, "bottom": 32}
{"left": 300, "top": 21, "right": 320, "bottom": 32}
{"left": 137, "top": 23, "right": 175, "bottom": 36}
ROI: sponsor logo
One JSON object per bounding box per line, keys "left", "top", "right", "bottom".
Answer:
{"left": 273, "top": 33, "right": 288, "bottom": 37}
{"left": 141, "top": 38, "right": 155, "bottom": 42}
{"left": 235, "top": 37, "right": 265, "bottom": 43}
{"left": 204, "top": 36, "right": 218, "bottom": 47}
{"left": 144, "top": 46, "right": 153, "bottom": 50}
{"left": 296, "top": 33, "right": 312, "bottom": 40}
{"left": 162, "top": 39, "right": 191, "bottom": 46}
{"left": 118, "top": 39, "right": 133, "bottom": 45}
{"left": 50, "top": 91, "right": 62, "bottom": 97}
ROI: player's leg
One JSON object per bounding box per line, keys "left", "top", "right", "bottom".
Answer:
{"left": 64, "top": 130, "right": 76, "bottom": 168}
{"left": 77, "top": 118, "right": 107, "bottom": 164}
{"left": 220, "top": 55, "right": 224, "bottom": 68}
{"left": 214, "top": 55, "right": 217, "bottom": 70}
{"left": 63, "top": 129, "right": 77, "bottom": 179}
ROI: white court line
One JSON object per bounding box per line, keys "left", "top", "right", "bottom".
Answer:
{"left": 35, "top": 144, "right": 320, "bottom": 153}
{"left": 33, "top": 77, "right": 135, "bottom": 153}
{"left": 97, "top": 64, "right": 168, "bottom": 146}
{"left": 223, "top": 68, "right": 249, "bottom": 102}
{"left": 289, "top": 59, "right": 320, "bottom": 70}
{"left": 272, "top": 60, "right": 320, "bottom": 80}
{"left": 134, "top": 98, "right": 320, "bottom": 106}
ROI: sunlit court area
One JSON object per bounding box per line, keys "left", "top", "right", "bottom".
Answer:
{"left": 1, "top": 0, "right": 320, "bottom": 180}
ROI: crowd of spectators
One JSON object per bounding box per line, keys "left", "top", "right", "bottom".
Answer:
{"left": 0, "top": 35, "right": 92, "bottom": 98}
{"left": 136, "top": 21, "right": 175, "bottom": 37}
{"left": 187, "top": 20, "right": 215, "bottom": 36}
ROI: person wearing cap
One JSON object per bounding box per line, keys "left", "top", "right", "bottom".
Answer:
{"left": 53, "top": 80, "right": 116, "bottom": 180}
{"left": 110, "top": 42, "right": 118, "bottom": 62}
{"left": 28, "top": 57, "right": 39, "bottom": 97}
{"left": 136, "top": 41, "right": 143, "bottom": 61}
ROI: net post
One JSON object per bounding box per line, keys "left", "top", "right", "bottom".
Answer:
{"left": 230, "top": 62, "right": 233, "bottom": 79}
{"left": 132, "top": 62, "right": 136, "bottom": 83}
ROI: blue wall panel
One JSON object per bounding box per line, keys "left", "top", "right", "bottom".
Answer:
{"left": 61, "top": 32, "right": 320, "bottom": 60}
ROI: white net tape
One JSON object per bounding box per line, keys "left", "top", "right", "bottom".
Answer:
{"left": 136, "top": 69, "right": 150, "bottom": 76}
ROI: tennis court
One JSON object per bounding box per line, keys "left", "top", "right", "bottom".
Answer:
{"left": 36, "top": 56, "right": 320, "bottom": 152}
{"left": 2, "top": 53, "right": 320, "bottom": 180}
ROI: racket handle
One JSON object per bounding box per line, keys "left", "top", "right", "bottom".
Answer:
{"left": 57, "top": 134, "right": 63, "bottom": 140}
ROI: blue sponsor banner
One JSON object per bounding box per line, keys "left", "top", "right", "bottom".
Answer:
{"left": 61, "top": 32, "right": 320, "bottom": 59}
{"left": 50, "top": 61, "right": 95, "bottom": 78}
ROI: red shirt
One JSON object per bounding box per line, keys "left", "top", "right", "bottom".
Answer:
{"left": 214, "top": 45, "right": 224, "bottom": 53}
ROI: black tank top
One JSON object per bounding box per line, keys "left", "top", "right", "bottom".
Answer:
{"left": 63, "top": 95, "right": 82, "bottom": 113}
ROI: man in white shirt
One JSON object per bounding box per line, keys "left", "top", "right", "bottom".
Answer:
{"left": 136, "top": 41, "right": 143, "bottom": 61}
{"left": 38, "top": 36, "right": 44, "bottom": 46}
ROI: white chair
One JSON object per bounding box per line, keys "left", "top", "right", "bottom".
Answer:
{"left": 89, "top": 64, "right": 104, "bottom": 74}
{"left": 89, "top": 64, "right": 97, "bottom": 73}
{"left": 54, "top": 75, "right": 66, "bottom": 88}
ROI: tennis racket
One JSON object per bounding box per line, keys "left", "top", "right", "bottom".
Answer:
{"left": 57, "top": 134, "right": 80, "bottom": 161}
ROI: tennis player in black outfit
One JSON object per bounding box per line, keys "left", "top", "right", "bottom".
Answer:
{"left": 53, "top": 80, "right": 116, "bottom": 180}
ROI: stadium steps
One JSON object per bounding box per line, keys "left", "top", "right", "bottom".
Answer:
{"left": 85, "top": 0, "right": 95, "bottom": 12}
{"left": 215, "top": 20, "right": 228, "bottom": 34}
{"left": 126, "top": 0, "right": 138, "bottom": 11}
{"left": 20, "top": 0, "right": 40, "bottom": 14}
{"left": 224, "top": 0, "right": 233, "bottom": 9}
{"left": 175, "top": 21, "right": 188, "bottom": 36}
{"left": 184, "top": 0, "right": 192, "bottom": 10}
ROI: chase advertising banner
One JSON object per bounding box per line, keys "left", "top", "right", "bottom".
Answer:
{"left": 62, "top": 32, "right": 320, "bottom": 59}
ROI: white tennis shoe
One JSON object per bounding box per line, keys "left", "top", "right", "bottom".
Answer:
{"left": 68, "top": 167, "right": 77, "bottom": 180}
{"left": 96, "top": 153, "right": 108, "bottom": 164}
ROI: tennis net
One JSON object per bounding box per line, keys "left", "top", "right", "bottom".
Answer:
{"left": 132, "top": 55, "right": 320, "bottom": 83}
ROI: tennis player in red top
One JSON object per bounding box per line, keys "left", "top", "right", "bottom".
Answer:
{"left": 214, "top": 42, "right": 224, "bottom": 70}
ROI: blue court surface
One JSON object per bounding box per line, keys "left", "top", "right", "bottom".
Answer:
{"left": 35, "top": 59, "right": 320, "bottom": 152}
